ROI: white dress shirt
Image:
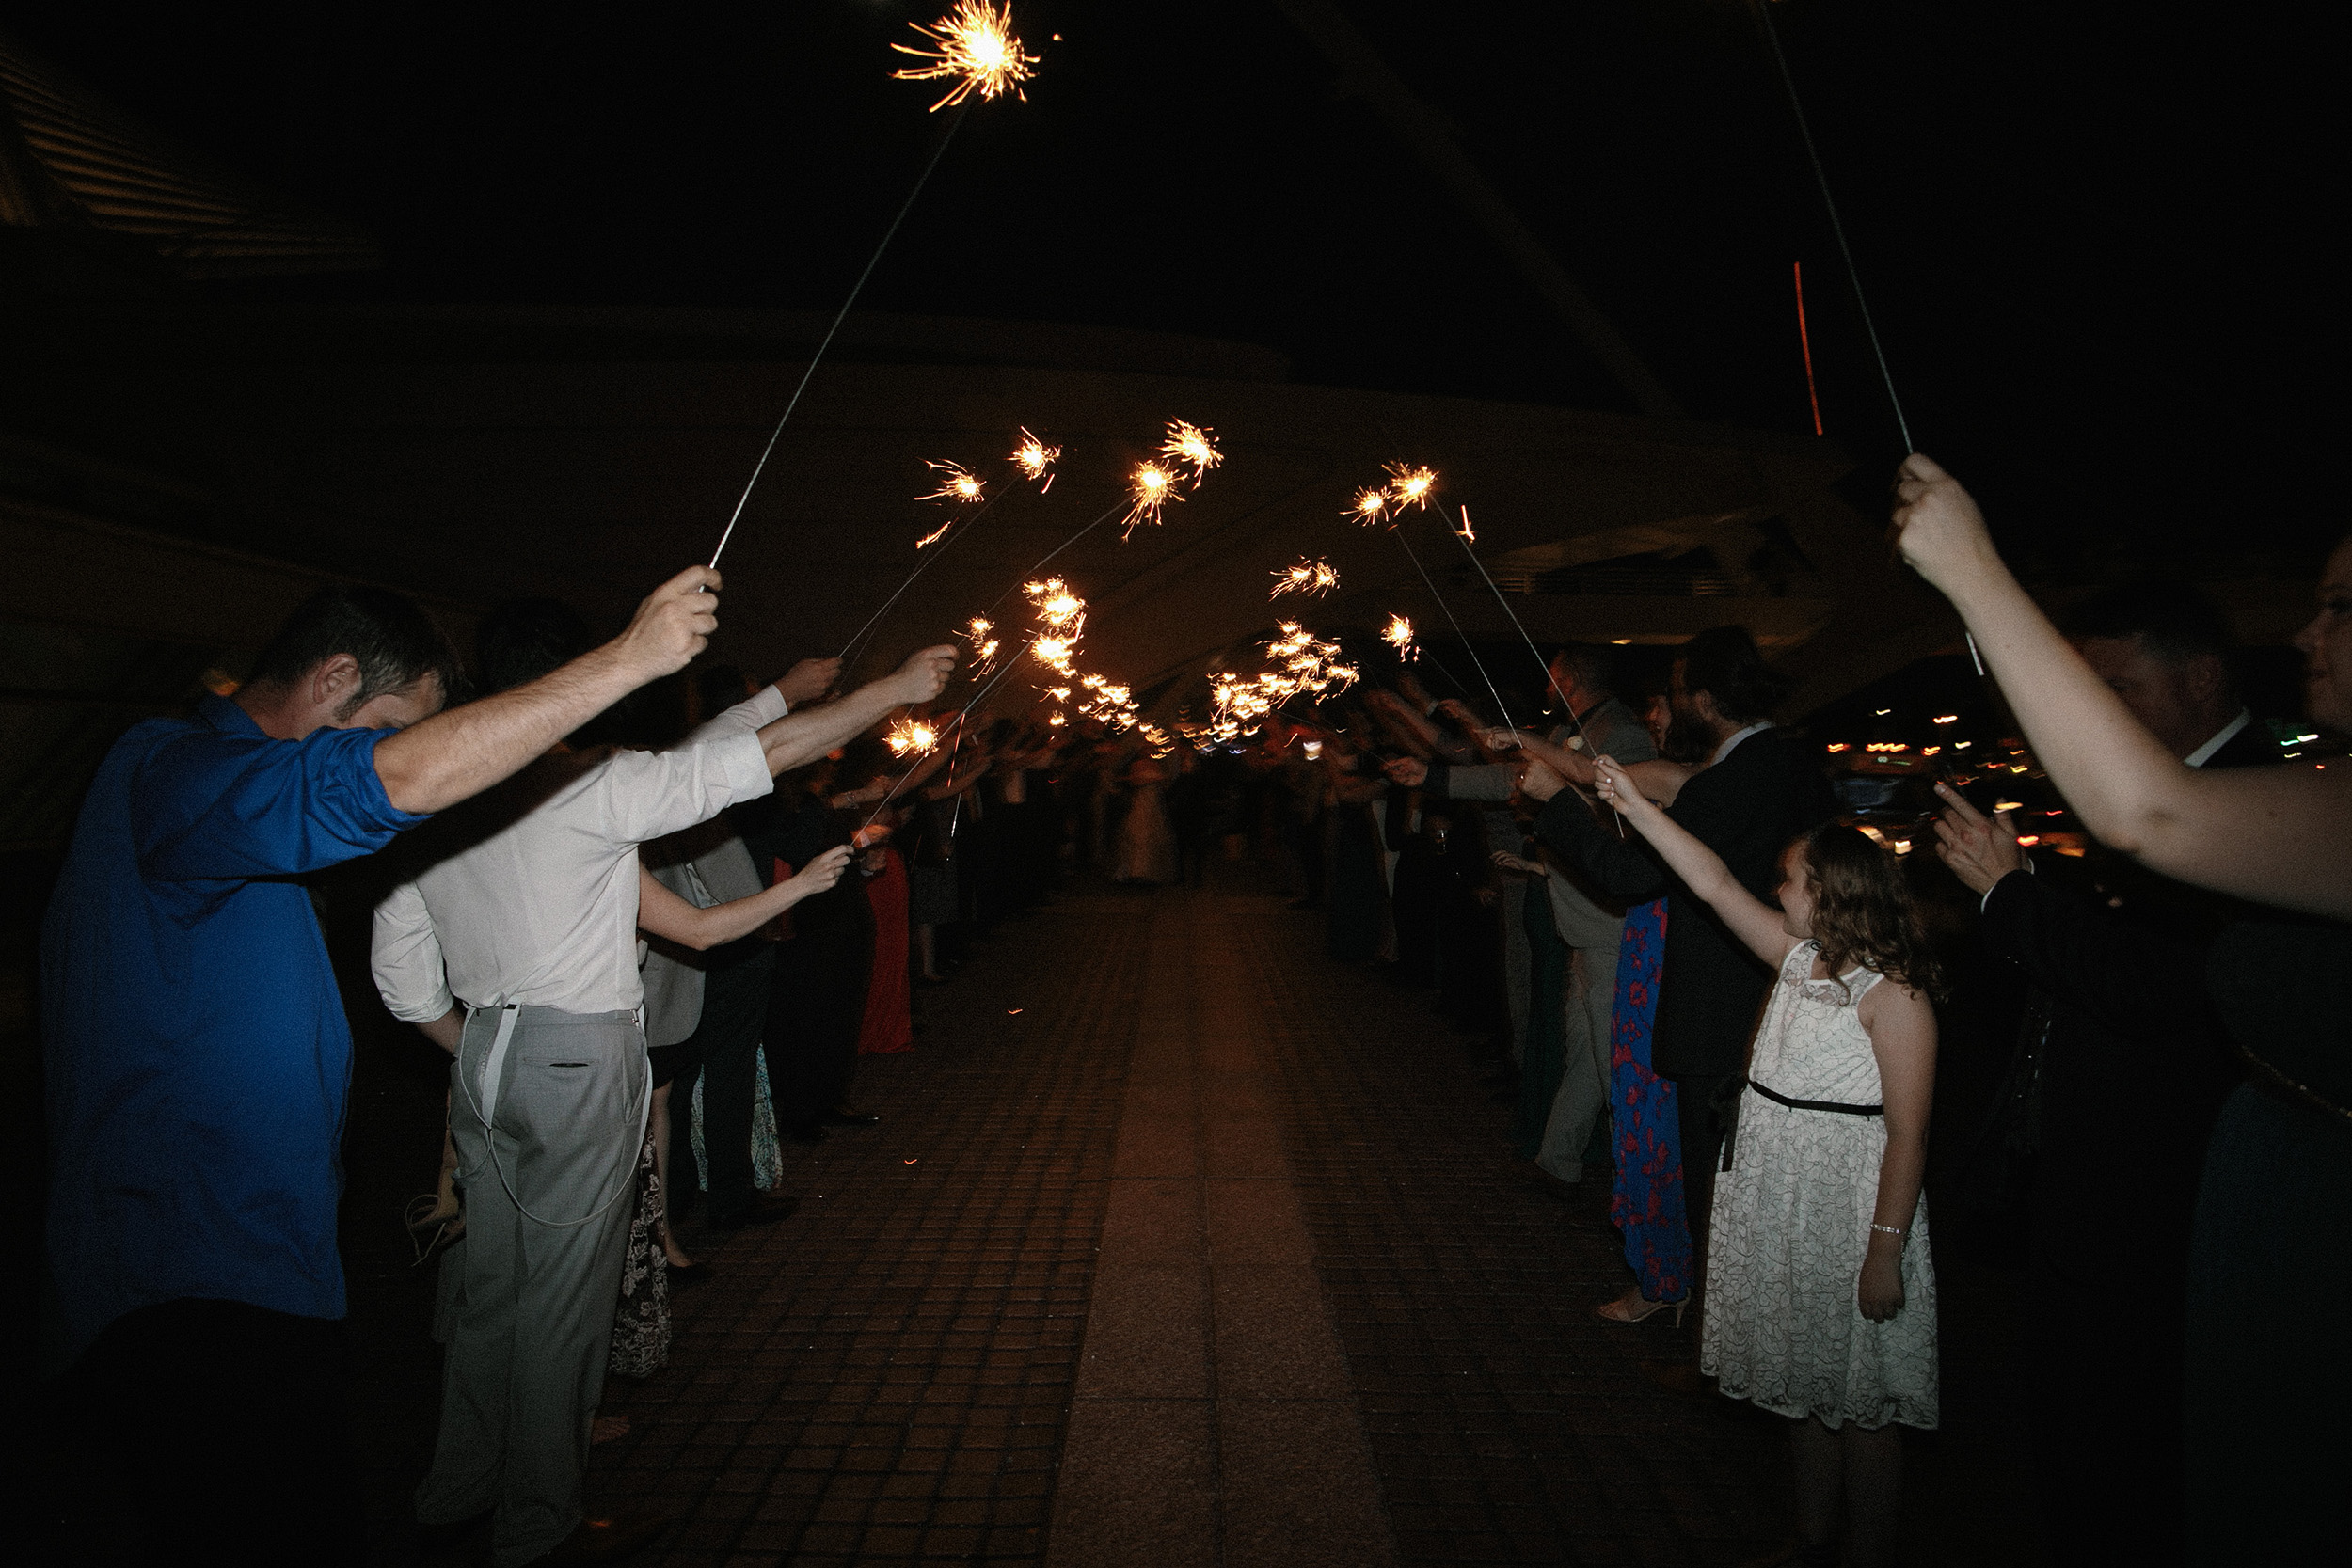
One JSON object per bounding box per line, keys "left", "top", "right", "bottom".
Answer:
{"left": 1711, "top": 721, "right": 1773, "bottom": 766}
{"left": 372, "top": 692, "right": 779, "bottom": 1023}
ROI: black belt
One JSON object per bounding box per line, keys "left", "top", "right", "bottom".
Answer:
{"left": 1748, "top": 1081, "right": 1883, "bottom": 1117}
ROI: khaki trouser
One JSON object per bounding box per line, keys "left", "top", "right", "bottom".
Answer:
{"left": 420, "top": 1006, "right": 645, "bottom": 1568}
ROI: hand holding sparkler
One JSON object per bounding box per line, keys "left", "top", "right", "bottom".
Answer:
{"left": 1516, "top": 755, "right": 1568, "bottom": 802}
{"left": 1590, "top": 755, "right": 1666, "bottom": 824}
{"left": 887, "top": 645, "right": 961, "bottom": 706}
{"left": 777, "top": 657, "right": 842, "bottom": 707}
{"left": 1382, "top": 755, "right": 1430, "bottom": 788}
{"left": 612, "top": 565, "right": 724, "bottom": 682}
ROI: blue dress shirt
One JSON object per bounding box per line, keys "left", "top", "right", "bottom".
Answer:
{"left": 41, "top": 694, "right": 430, "bottom": 1369}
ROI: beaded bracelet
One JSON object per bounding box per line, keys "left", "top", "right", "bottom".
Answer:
{"left": 1868, "top": 1224, "right": 1907, "bottom": 1239}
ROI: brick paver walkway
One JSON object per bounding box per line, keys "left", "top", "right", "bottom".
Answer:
{"left": 321, "top": 866, "right": 2042, "bottom": 1567}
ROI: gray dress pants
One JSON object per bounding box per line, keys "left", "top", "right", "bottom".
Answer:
{"left": 421, "top": 1006, "right": 646, "bottom": 1568}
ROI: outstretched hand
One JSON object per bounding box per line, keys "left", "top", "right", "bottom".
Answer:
{"left": 1517, "top": 757, "right": 1567, "bottom": 802}
{"left": 612, "top": 566, "right": 722, "bottom": 682}
{"left": 1889, "top": 453, "right": 2001, "bottom": 596}
{"left": 1383, "top": 755, "right": 1429, "bottom": 788}
{"left": 887, "top": 645, "right": 960, "bottom": 706}
{"left": 1931, "top": 781, "right": 2030, "bottom": 895}
{"left": 777, "top": 657, "right": 841, "bottom": 706}
{"left": 787, "top": 844, "right": 854, "bottom": 898}
{"left": 1591, "top": 755, "right": 1660, "bottom": 820}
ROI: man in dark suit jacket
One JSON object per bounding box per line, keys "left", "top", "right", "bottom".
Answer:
{"left": 1934, "top": 580, "right": 2277, "bottom": 1566}
{"left": 1518, "top": 626, "right": 1839, "bottom": 1224}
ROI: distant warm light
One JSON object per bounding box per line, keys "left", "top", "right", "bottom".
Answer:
{"left": 1994, "top": 800, "right": 2024, "bottom": 812}
{"left": 1921, "top": 745, "right": 1941, "bottom": 756}
{"left": 1826, "top": 743, "right": 1851, "bottom": 753}
{"left": 1866, "top": 742, "right": 1910, "bottom": 753}
{"left": 2015, "top": 834, "right": 2042, "bottom": 847}
{"left": 1953, "top": 740, "right": 1972, "bottom": 750}
{"left": 1874, "top": 708, "right": 1891, "bottom": 717}
{"left": 1611, "top": 638, "right": 1631, "bottom": 645}
{"left": 1932, "top": 714, "right": 1959, "bottom": 724}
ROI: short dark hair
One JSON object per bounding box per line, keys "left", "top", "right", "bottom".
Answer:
{"left": 477, "top": 598, "right": 596, "bottom": 696}
{"left": 246, "top": 585, "right": 460, "bottom": 712}
{"left": 2058, "top": 578, "right": 2236, "bottom": 666}
{"left": 1549, "top": 642, "right": 1617, "bottom": 699}
{"left": 1677, "top": 626, "right": 1790, "bottom": 724}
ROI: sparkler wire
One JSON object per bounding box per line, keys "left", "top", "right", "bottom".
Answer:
{"left": 837, "top": 478, "right": 1013, "bottom": 667}
{"left": 1750, "top": 0, "right": 1909, "bottom": 454}
{"left": 1433, "top": 502, "right": 1585, "bottom": 743}
{"left": 707, "top": 103, "right": 973, "bottom": 570}
{"left": 1384, "top": 522, "right": 1517, "bottom": 732}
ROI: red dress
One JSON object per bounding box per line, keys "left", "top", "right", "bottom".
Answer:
{"left": 857, "top": 847, "right": 914, "bottom": 1054}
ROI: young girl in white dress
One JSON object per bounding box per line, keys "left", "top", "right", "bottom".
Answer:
{"left": 1592, "top": 755, "right": 1940, "bottom": 1568}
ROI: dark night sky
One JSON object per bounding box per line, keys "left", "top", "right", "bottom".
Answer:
{"left": 9, "top": 0, "right": 2342, "bottom": 577}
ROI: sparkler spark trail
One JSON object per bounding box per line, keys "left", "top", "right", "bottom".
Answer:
{"left": 1349, "top": 487, "right": 1391, "bottom": 527}
{"left": 1009, "top": 428, "right": 1060, "bottom": 485}
{"left": 1385, "top": 462, "right": 1438, "bottom": 512}
{"left": 885, "top": 717, "right": 939, "bottom": 756}
{"left": 1120, "top": 461, "right": 1180, "bottom": 539}
{"left": 1269, "top": 558, "right": 1341, "bottom": 599}
{"left": 891, "top": 1, "right": 1040, "bottom": 112}
{"left": 915, "top": 460, "right": 987, "bottom": 506}
{"left": 1161, "top": 420, "right": 1223, "bottom": 487}
{"left": 1384, "top": 614, "right": 1419, "bottom": 661}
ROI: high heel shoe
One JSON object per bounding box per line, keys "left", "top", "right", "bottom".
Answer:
{"left": 405, "top": 1192, "right": 465, "bottom": 1268}
{"left": 1594, "top": 1287, "right": 1687, "bottom": 1327}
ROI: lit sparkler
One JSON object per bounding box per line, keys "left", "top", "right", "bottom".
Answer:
{"left": 1121, "top": 461, "right": 1180, "bottom": 539}
{"left": 1384, "top": 614, "right": 1419, "bottom": 661}
{"left": 961, "top": 615, "right": 1002, "bottom": 674}
{"left": 916, "top": 459, "right": 986, "bottom": 505}
{"left": 1161, "top": 420, "right": 1222, "bottom": 487}
{"left": 1010, "top": 427, "right": 1060, "bottom": 485}
{"left": 886, "top": 717, "right": 940, "bottom": 756}
{"left": 1384, "top": 462, "right": 1438, "bottom": 512}
{"left": 1349, "top": 486, "right": 1390, "bottom": 527}
{"left": 1270, "top": 558, "right": 1341, "bottom": 599}
{"left": 1454, "top": 503, "right": 1475, "bottom": 542}
{"left": 891, "top": 1, "right": 1040, "bottom": 113}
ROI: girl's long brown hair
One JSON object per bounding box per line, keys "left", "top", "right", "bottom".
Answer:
{"left": 1798, "top": 822, "right": 1947, "bottom": 1001}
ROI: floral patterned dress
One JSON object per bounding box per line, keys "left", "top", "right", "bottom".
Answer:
{"left": 1608, "top": 898, "right": 1692, "bottom": 1303}
{"left": 1702, "top": 941, "right": 1938, "bottom": 1430}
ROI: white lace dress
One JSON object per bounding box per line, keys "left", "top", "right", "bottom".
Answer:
{"left": 1702, "top": 942, "right": 1938, "bottom": 1430}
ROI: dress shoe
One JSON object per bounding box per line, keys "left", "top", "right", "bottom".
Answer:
{"left": 711, "top": 1193, "right": 799, "bottom": 1230}
{"left": 823, "top": 1108, "right": 882, "bottom": 1127}
{"left": 530, "top": 1513, "right": 675, "bottom": 1565}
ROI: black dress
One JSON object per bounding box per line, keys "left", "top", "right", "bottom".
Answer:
{"left": 2187, "top": 916, "right": 2352, "bottom": 1560}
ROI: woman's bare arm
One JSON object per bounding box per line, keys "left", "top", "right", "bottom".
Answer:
{"left": 1893, "top": 454, "right": 2352, "bottom": 918}
{"left": 1591, "top": 755, "right": 1796, "bottom": 966}
{"left": 636, "top": 847, "right": 852, "bottom": 951}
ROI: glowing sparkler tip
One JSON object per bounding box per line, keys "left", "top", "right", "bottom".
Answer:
{"left": 891, "top": 2, "right": 1040, "bottom": 113}
{"left": 1161, "top": 420, "right": 1223, "bottom": 486}
{"left": 886, "top": 717, "right": 941, "bottom": 756}
{"left": 1383, "top": 613, "right": 1419, "bottom": 662}
{"left": 1009, "top": 427, "right": 1061, "bottom": 481}
{"left": 916, "top": 460, "right": 987, "bottom": 506}
{"left": 1121, "top": 460, "right": 1181, "bottom": 538}
{"left": 1383, "top": 462, "right": 1438, "bottom": 510}
{"left": 1349, "top": 486, "right": 1390, "bottom": 526}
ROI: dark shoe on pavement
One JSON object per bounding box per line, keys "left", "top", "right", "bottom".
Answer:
{"left": 531, "top": 1513, "right": 676, "bottom": 1564}
{"left": 711, "top": 1192, "right": 800, "bottom": 1230}
{"left": 823, "top": 1107, "right": 882, "bottom": 1127}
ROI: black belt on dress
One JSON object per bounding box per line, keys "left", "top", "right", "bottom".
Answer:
{"left": 1747, "top": 1080, "right": 1883, "bottom": 1117}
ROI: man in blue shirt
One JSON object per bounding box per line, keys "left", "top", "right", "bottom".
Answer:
{"left": 42, "top": 564, "right": 726, "bottom": 1565}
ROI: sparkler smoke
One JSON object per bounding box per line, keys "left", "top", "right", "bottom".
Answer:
{"left": 1270, "top": 558, "right": 1341, "bottom": 599}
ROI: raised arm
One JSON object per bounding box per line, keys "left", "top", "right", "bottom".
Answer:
{"left": 373, "top": 566, "right": 720, "bottom": 814}
{"left": 635, "top": 847, "right": 852, "bottom": 950}
{"left": 751, "top": 646, "right": 958, "bottom": 776}
{"left": 1893, "top": 454, "right": 2352, "bottom": 918}
{"left": 1589, "top": 755, "right": 1797, "bottom": 967}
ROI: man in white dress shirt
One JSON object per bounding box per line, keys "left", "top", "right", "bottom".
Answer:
{"left": 372, "top": 601, "right": 953, "bottom": 1567}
